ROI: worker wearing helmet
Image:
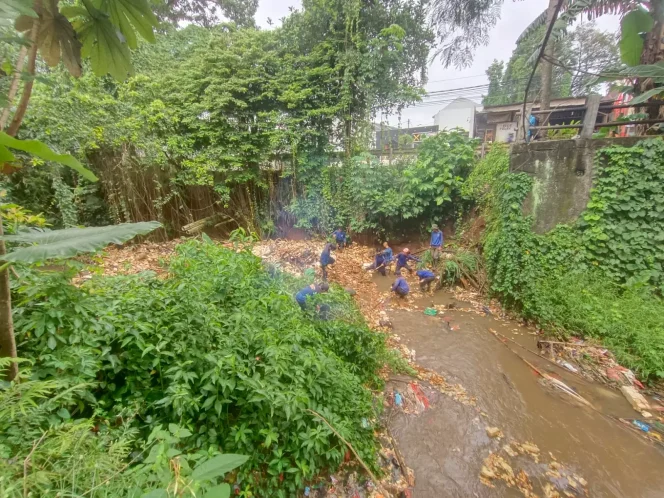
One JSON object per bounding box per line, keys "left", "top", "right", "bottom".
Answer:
{"left": 395, "top": 248, "right": 420, "bottom": 274}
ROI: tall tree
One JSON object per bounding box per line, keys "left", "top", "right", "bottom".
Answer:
{"left": 482, "top": 22, "right": 618, "bottom": 105}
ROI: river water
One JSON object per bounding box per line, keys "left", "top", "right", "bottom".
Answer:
{"left": 373, "top": 276, "right": 664, "bottom": 498}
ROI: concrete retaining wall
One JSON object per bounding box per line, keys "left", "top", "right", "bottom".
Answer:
{"left": 509, "top": 137, "right": 647, "bottom": 233}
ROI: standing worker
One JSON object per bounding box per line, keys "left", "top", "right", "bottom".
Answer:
{"left": 295, "top": 282, "right": 329, "bottom": 310}
{"left": 416, "top": 268, "right": 437, "bottom": 292}
{"left": 391, "top": 269, "right": 410, "bottom": 298}
{"left": 381, "top": 241, "right": 393, "bottom": 265}
{"left": 430, "top": 224, "right": 443, "bottom": 262}
{"left": 395, "top": 248, "right": 420, "bottom": 274}
{"left": 332, "top": 227, "right": 346, "bottom": 249}
{"left": 320, "top": 242, "right": 337, "bottom": 280}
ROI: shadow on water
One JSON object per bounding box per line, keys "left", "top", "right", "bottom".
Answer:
{"left": 384, "top": 291, "right": 664, "bottom": 498}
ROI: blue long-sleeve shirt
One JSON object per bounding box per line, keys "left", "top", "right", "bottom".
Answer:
{"left": 430, "top": 230, "right": 443, "bottom": 247}
{"left": 332, "top": 229, "right": 346, "bottom": 242}
{"left": 417, "top": 270, "right": 435, "bottom": 279}
{"left": 391, "top": 277, "right": 409, "bottom": 293}
{"left": 295, "top": 286, "right": 315, "bottom": 305}
{"left": 396, "top": 252, "right": 419, "bottom": 266}
{"left": 320, "top": 243, "right": 335, "bottom": 265}
{"left": 382, "top": 247, "right": 393, "bottom": 262}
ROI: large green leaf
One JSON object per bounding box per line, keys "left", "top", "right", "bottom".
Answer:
{"left": 0, "top": 221, "right": 162, "bottom": 263}
{"left": 204, "top": 484, "right": 231, "bottom": 498}
{"left": 620, "top": 61, "right": 664, "bottom": 82}
{"left": 0, "top": 145, "right": 15, "bottom": 162}
{"left": 629, "top": 86, "right": 664, "bottom": 105}
{"left": 35, "top": 0, "right": 82, "bottom": 76}
{"left": 99, "top": 0, "right": 158, "bottom": 49}
{"left": 191, "top": 454, "right": 249, "bottom": 482}
{"left": 0, "top": 0, "right": 36, "bottom": 27}
{"left": 76, "top": 0, "right": 132, "bottom": 81}
{"left": 620, "top": 8, "right": 653, "bottom": 67}
{"left": 0, "top": 132, "right": 97, "bottom": 181}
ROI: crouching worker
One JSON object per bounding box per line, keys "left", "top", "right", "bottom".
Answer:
{"left": 320, "top": 242, "right": 337, "bottom": 280}
{"left": 417, "top": 268, "right": 437, "bottom": 292}
{"left": 332, "top": 228, "right": 347, "bottom": 249}
{"left": 391, "top": 270, "right": 410, "bottom": 299}
{"left": 295, "top": 282, "right": 329, "bottom": 310}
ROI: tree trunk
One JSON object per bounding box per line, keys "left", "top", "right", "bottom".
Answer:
{"left": 0, "top": 45, "right": 29, "bottom": 131}
{"left": 0, "top": 15, "right": 40, "bottom": 133}
{"left": 0, "top": 218, "right": 17, "bottom": 381}
{"left": 7, "top": 22, "right": 40, "bottom": 137}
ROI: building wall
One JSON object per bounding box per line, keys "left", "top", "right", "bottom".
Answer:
{"left": 510, "top": 137, "right": 647, "bottom": 233}
{"left": 433, "top": 100, "right": 477, "bottom": 135}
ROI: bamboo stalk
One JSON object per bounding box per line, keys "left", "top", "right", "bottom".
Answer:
{"left": 307, "top": 409, "right": 388, "bottom": 494}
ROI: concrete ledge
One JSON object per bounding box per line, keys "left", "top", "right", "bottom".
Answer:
{"left": 509, "top": 137, "right": 658, "bottom": 233}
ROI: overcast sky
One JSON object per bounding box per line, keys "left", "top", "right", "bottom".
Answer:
{"left": 255, "top": 0, "right": 620, "bottom": 127}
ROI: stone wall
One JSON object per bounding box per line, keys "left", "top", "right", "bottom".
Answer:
{"left": 509, "top": 137, "right": 646, "bottom": 233}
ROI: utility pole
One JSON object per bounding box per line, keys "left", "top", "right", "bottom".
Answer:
{"left": 540, "top": 0, "right": 557, "bottom": 115}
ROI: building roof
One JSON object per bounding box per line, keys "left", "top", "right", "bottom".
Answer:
{"left": 480, "top": 96, "right": 615, "bottom": 114}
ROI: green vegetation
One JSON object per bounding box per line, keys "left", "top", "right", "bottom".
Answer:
{"left": 6, "top": 238, "right": 389, "bottom": 496}
{"left": 290, "top": 130, "right": 477, "bottom": 236}
{"left": 473, "top": 141, "right": 664, "bottom": 380}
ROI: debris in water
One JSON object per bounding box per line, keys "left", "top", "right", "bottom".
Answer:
{"left": 621, "top": 386, "right": 650, "bottom": 412}
{"left": 486, "top": 426, "right": 504, "bottom": 439}
{"left": 482, "top": 440, "right": 588, "bottom": 498}
{"left": 423, "top": 307, "right": 437, "bottom": 316}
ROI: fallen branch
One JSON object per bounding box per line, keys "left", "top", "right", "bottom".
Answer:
{"left": 386, "top": 426, "right": 412, "bottom": 487}
{"left": 307, "top": 409, "right": 388, "bottom": 494}
{"left": 537, "top": 340, "right": 603, "bottom": 349}
{"left": 488, "top": 329, "right": 594, "bottom": 409}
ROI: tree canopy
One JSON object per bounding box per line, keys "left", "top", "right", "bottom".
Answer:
{"left": 483, "top": 22, "right": 619, "bottom": 105}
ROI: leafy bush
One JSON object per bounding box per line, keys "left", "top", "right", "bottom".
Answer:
{"left": 289, "top": 131, "right": 478, "bottom": 237}
{"left": 13, "top": 240, "right": 387, "bottom": 496}
{"left": 579, "top": 139, "right": 664, "bottom": 291}
{"left": 478, "top": 140, "right": 664, "bottom": 380}
{"left": 0, "top": 362, "right": 248, "bottom": 498}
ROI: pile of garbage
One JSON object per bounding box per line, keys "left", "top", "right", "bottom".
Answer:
{"left": 388, "top": 382, "right": 432, "bottom": 416}
{"left": 480, "top": 439, "right": 589, "bottom": 498}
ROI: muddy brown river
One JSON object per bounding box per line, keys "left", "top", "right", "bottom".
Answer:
{"left": 373, "top": 275, "right": 664, "bottom": 498}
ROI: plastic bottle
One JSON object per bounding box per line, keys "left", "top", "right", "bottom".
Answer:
{"left": 633, "top": 420, "right": 650, "bottom": 432}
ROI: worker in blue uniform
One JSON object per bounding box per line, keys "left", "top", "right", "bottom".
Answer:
{"left": 430, "top": 224, "right": 443, "bottom": 262}
{"left": 391, "top": 269, "right": 410, "bottom": 298}
{"left": 395, "top": 248, "right": 419, "bottom": 274}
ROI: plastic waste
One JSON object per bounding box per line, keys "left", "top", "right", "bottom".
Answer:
{"left": 424, "top": 307, "right": 437, "bottom": 316}
{"left": 557, "top": 360, "right": 579, "bottom": 373}
{"left": 361, "top": 417, "right": 369, "bottom": 428}
{"left": 633, "top": 420, "right": 650, "bottom": 432}
{"left": 394, "top": 392, "right": 403, "bottom": 406}
{"left": 304, "top": 487, "right": 311, "bottom": 496}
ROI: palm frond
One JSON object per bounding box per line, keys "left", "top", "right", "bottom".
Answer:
{"left": 1, "top": 221, "right": 162, "bottom": 263}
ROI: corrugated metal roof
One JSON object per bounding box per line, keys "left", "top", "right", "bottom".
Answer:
{"left": 480, "top": 96, "right": 614, "bottom": 114}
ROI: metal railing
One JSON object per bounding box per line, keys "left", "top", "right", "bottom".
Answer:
{"left": 523, "top": 95, "right": 664, "bottom": 140}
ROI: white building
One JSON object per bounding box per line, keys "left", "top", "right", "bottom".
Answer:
{"left": 432, "top": 97, "right": 481, "bottom": 136}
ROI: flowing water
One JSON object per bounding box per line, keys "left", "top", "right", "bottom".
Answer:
{"left": 372, "top": 275, "right": 664, "bottom": 498}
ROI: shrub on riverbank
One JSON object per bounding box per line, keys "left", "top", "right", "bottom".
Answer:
{"left": 475, "top": 141, "right": 664, "bottom": 380}
{"left": 11, "top": 240, "right": 387, "bottom": 495}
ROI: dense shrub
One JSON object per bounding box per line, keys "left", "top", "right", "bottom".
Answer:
{"left": 13, "top": 240, "right": 387, "bottom": 496}
{"left": 478, "top": 142, "right": 664, "bottom": 380}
